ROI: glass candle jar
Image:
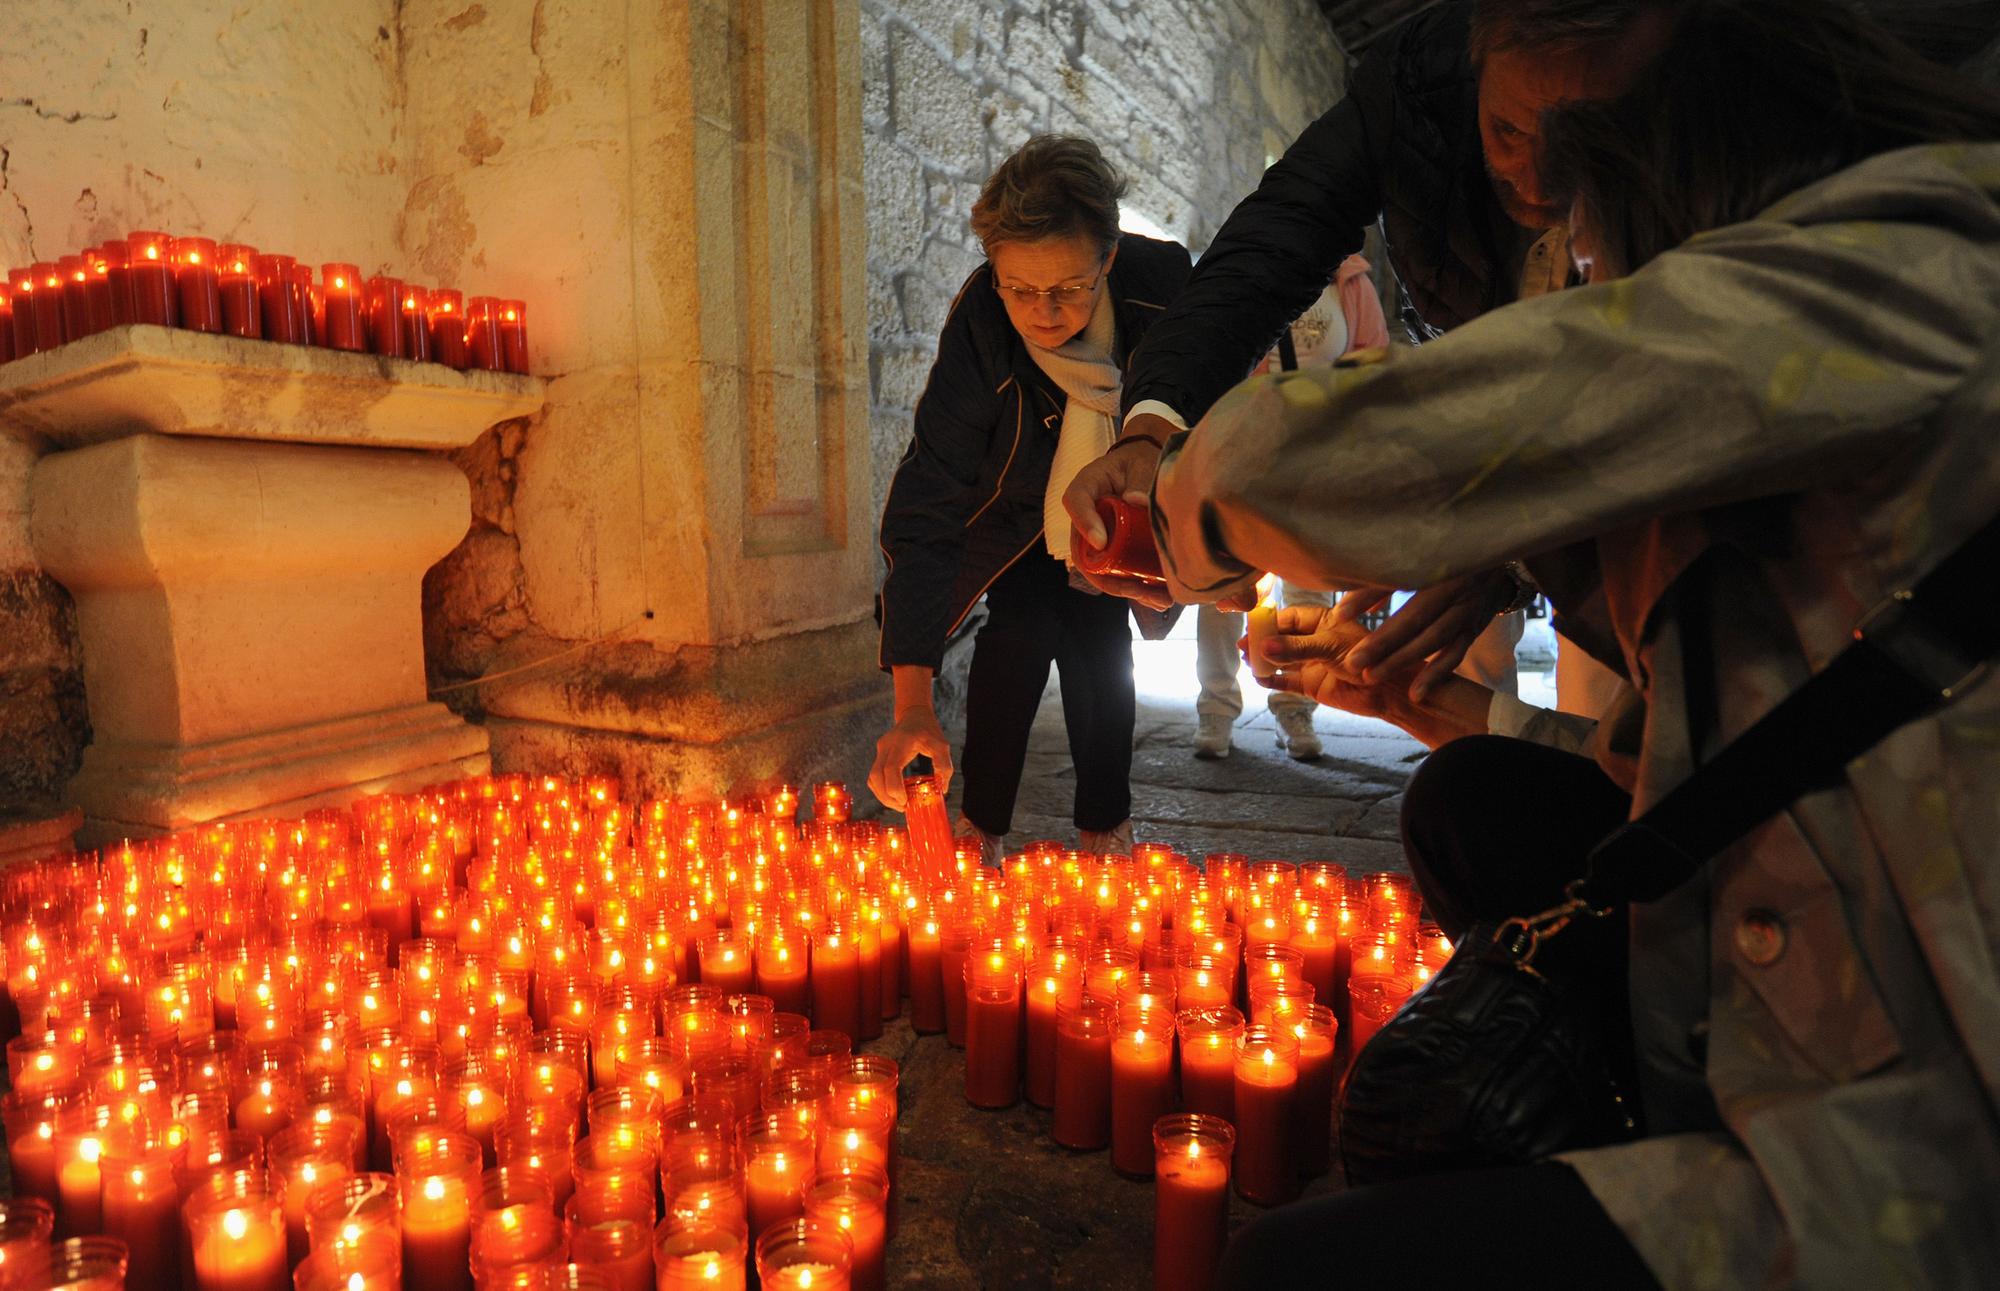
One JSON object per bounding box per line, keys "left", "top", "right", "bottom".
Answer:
{"left": 292, "top": 1228, "right": 400, "bottom": 1290}
{"left": 801, "top": 1162, "right": 886, "bottom": 1291}
{"left": 1231, "top": 1026, "right": 1300, "bottom": 1206}
{"left": 0, "top": 1196, "right": 55, "bottom": 1290}
{"left": 1051, "top": 996, "right": 1113, "bottom": 1150}
{"left": 302, "top": 1172, "right": 400, "bottom": 1254}
{"left": 1151, "top": 1114, "right": 1234, "bottom": 1291}
{"left": 396, "top": 1131, "right": 482, "bottom": 1291}
{"left": 43, "top": 1235, "right": 127, "bottom": 1291}
{"left": 182, "top": 1171, "right": 287, "bottom": 1291}
{"left": 651, "top": 1219, "right": 746, "bottom": 1291}
{"left": 752, "top": 1217, "right": 850, "bottom": 1291}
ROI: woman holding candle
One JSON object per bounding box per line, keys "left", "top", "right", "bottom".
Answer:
{"left": 1070, "top": 2, "right": 2000, "bottom": 1288}
{"left": 870, "top": 135, "right": 1191, "bottom": 863}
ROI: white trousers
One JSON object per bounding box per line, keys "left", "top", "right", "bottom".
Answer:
{"left": 1194, "top": 582, "right": 1332, "bottom": 718}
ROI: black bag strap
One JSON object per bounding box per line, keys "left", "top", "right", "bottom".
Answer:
{"left": 1574, "top": 511, "right": 2000, "bottom": 909}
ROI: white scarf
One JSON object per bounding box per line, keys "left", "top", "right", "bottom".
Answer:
{"left": 1027, "top": 286, "right": 1121, "bottom": 563}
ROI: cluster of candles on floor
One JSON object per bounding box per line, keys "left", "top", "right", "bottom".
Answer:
{"left": 0, "top": 231, "right": 529, "bottom": 372}
{"left": 0, "top": 771, "right": 1444, "bottom": 1291}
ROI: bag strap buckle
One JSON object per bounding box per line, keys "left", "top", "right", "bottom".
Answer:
{"left": 1495, "top": 878, "right": 1614, "bottom": 970}
{"left": 1856, "top": 588, "right": 1992, "bottom": 702}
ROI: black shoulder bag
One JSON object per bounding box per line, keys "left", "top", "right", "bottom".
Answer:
{"left": 1339, "top": 514, "right": 2000, "bottom": 1186}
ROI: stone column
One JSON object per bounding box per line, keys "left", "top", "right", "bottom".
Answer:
{"left": 406, "top": 0, "right": 880, "bottom": 798}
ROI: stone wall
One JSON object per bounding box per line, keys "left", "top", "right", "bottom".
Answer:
{"left": 0, "top": 1, "right": 406, "bottom": 815}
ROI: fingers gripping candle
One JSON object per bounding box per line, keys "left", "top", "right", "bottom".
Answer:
{"left": 1244, "top": 574, "right": 1281, "bottom": 683}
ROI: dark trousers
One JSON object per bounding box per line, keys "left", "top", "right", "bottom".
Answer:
{"left": 1218, "top": 1161, "right": 1661, "bottom": 1288}
{"left": 960, "top": 554, "right": 1134, "bottom": 836}
{"left": 1219, "top": 736, "right": 1657, "bottom": 1288}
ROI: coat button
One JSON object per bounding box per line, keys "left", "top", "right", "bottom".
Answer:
{"left": 1734, "top": 910, "right": 1787, "bottom": 966}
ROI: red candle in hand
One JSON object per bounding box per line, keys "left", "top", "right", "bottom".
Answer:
{"left": 218, "top": 244, "right": 259, "bottom": 338}
{"left": 254, "top": 254, "right": 299, "bottom": 343}
{"left": 58, "top": 256, "right": 91, "bottom": 341}
{"left": 428, "top": 288, "right": 468, "bottom": 368}
{"left": 320, "top": 264, "right": 364, "bottom": 351}
{"left": 1153, "top": 1115, "right": 1234, "bottom": 1291}
{"left": 497, "top": 299, "right": 528, "bottom": 373}
{"left": 1231, "top": 1025, "right": 1299, "bottom": 1205}
{"left": 30, "top": 263, "right": 65, "bottom": 349}
{"left": 1072, "top": 496, "right": 1165, "bottom": 583}
{"left": 126, "top": 231, "right": 177, "bottom": 326}
{"left": 399, "top": 285, "right": 432, "bottom": 362}
{"left": 174, "top": 237, "right": 222, "bottom": 333}
{"left": 902, "top": 774, "right": 955, "bottom": 883}
{"left": 962, "top": 948, "right": 1021, "bottom": 1109}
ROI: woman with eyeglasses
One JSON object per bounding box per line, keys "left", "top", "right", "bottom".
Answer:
{"left": 869, "top": 135, "right": 1191, "bottom": 861}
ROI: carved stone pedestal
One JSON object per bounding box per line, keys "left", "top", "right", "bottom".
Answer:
{"left": 5, "top": 325, "right": 545, "bottom": 841}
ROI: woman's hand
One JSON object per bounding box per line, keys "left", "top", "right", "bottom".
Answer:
{"left": 1254, "top": 606, "right": 1397, "bottom": 717}
{"left": 1333, "top": 569, "right": 1516, "bottom": 700}
{"left": 1258, "top": 605, "right": 1497, "bottom": 749}
{"left": 868, "top": 708, "right": 954, "bottom": 811}
{"left": 1064, "top": 421, "right": 1173, "bottom": 607}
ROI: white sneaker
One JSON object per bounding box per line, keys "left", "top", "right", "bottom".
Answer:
{"left": 1193, "top": 713, "right": 1234, "bottom": 760}
{"left": 1078, "top": 818, "right": 1134, "bottom": 857}
{"left": 1275, "top": 706, "right": 1322, "bottom": 761}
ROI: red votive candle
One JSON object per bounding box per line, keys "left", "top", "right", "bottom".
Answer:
{"left": 811, "top": 926, "right": 862, "bottom": 1042}
{"left": 906, "top": 914, "right": 943, "bottom": 1035}
{"left": 464, "top": 296, "right": 502, "bottom": 371}
{"left": 1153, "top": 1114, "right": 1234, "bottom": 1291}
{"left": 654, "top": 1220, "right": 747, "bottom": 1291}
{"left": 697, "top": 933, "right": 755, "bottom": 997}
{"left": 97, "top": 1139, "right": 183, "bottom": 1280}
{"left": 1231, "top": 1025, "right": 1299, "bottom": 1206}
{"left": 428, "top": 288, "right": 467, "bottom": 369}
{"left": 802, "top": 1162, "right": 887, "bottom": 1291}
{"left": 30, "top": 263, "right": 65, "bottom": 350}
{"left": 0, "top": 286, "right": 12, "bottom": 362}
{"left": 57, "top": 257, "right": 91, "bottom": 341}
{"left": 364, "top": 276, "right": 404, "bottom": 358}
{"left": 320, "top": 264, "right": 364, "bottom": 351}
{"left": 855, "top": 923, "right": 882, "bottom": 1043}
{"left": 5, "top": 271, "right": 33, "bottom": 356}
{"left": 497, "top": 300, "right": 528, "bottom": 373}
{"left": 1051, "top": 996, "right": 1113, "bottom": 1150}
{"left": 293, "top": 263, "right": 319, "bottom": 345}
{"left": 938, "top": 920, "right": 976, "bottom": 1049}
{"left": 1175, "top": 1006, "right": 1242, "bottom": 1123}
{"left": 1290, "top": 1003, "right": 1338, "bottom": 1178}
{"left": 173, "top": 237, "right": 222, "bottom": 333}
{"left": 83, "top": 247, "right": 114, "bottom": 334}
{"left": 398, "top": 285, "right": 432, "bottom": 362}
{"left": 755, "top": 932, "right": 811, "bottom": 1019}
{"left": 100, "top": 240, "right": 135, "bottom": 326}
{"left": 126, "top": 232, "right": 176, "bottom": 326}
{"left": 1110, "top": 1008, "right": 1174, "bottom": 1176}
{"left": 253, "top": 255, "right": 299, "bottom": 344}
{"left": 217, "top": 245, "right": 258, "bottom": 339}
{"left": 1024, "top": 950, "right": 1080, "bottom": 1108}
{"left": 962, "top": 948, "right": 1021, "bottom": 1110}
{"left": 1071, "top": 496, "right": 1165, "bottom": 583}
{"left": 738, "top": 1115, "right": 812, "bottom": 1244}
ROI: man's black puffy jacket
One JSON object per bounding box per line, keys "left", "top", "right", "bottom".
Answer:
{"left": 1121, "top": 0, "right": 1529, "bottom": 427}
{"left": 878, "top": 233, "right": 1193, "bottom": 671}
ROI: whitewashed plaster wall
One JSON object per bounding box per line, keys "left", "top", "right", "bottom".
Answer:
{"left": 0, "top": 1, "right": 406, "bottom": 813}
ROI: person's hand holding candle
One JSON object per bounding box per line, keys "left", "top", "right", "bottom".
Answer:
{"left": 1257, "top": 604, "right": 1500, "bottom": 749}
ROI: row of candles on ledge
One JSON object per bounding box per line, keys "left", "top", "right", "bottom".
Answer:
{"left": 0, "top": 771, "right": 1440, "bottom": 1291}
{"left": 0, "top": 231, "right": 529, "bottom": 373}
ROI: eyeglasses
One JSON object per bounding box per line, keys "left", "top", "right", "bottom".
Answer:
{"left": 994, "top": 259, "right": 1108, "bottom": 307}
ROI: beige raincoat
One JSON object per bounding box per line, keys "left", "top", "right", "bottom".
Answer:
{"left": 1152, "top": 144, "right": 2000, "bottom": 1288}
